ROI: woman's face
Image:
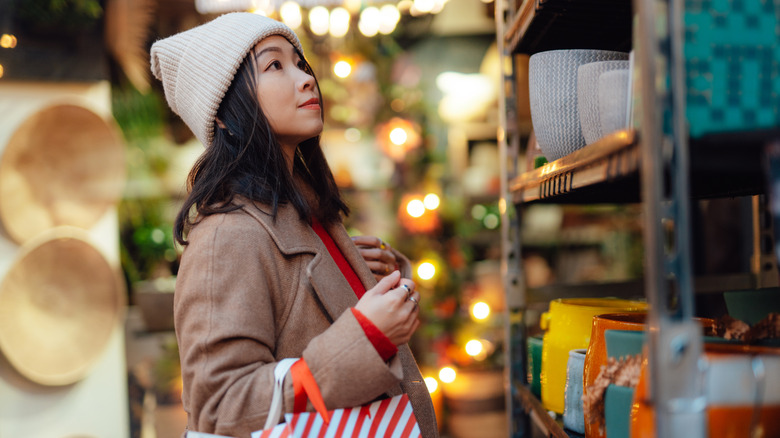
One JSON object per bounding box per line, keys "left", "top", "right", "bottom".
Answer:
{"left": 253, "top": 36, "right": 323, "bottom": 149}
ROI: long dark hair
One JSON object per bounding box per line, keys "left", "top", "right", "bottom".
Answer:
{"left": 173, "top": 47, "right": 349, "bottom": 245}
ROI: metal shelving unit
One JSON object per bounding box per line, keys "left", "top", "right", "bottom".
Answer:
{"left": 496, "top": 0, "right": 780, "bottom": 436}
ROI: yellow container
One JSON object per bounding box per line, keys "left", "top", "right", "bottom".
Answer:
{"left": 540, "top": 298, "right": 647, "bottom": 414}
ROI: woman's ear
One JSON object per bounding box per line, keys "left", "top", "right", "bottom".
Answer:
{"left": 215, "top": 117, "right": 227, "bottom": 130}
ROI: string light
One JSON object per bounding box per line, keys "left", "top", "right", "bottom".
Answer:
{"left": 0, "top": 34, "right": 17, "bottom": 49}
{"left": 439, "top": 366, "right": 456, "bottom": 383}
{"left": 0, "top": 64, "right": 4, "bottom": 78}
{"left": 417, "top": 261, "right": 435, "bottom": 280}
{"left": 413, "top": 0, "right": 435, "bottom": 13}
{"left": 329, "top": 7, "right": 350, "bottom": 37}
{"left": 465, "top": 340, "right": 484, "bottom": 357}
{"left": 424, "top": 376, "right": 439, "bottom": 393}
{"left": 279, "top": 2, "right": 302, "bottom": 28}
{"left": 471, "top": 301, "right": 490, "bottom": 320}
{"left": 358, "top": 7, "right": 380, "bottom": 37}
{"left": 334, "top": 60, "right": 352, "bottom": 78}
{"left": 406, "top": 199, "right": 425, "bottom": 218}
{"left": 389, "top": 127, "right": 408, "bottom": 146}
{"left": 309, "top": 6, "right": 329, "bottom": 36}
{"left": 423, "top": 193, "right": 440, "bottom": 210}
{"left": 379, "top": 4, "right": 401, "bottom": 34}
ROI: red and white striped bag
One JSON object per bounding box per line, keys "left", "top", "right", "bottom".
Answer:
{"left": 254, "top": 393, "right": 420, "bottom": 438}
{"left": 251, "top": 359, "right": 421, "bottom": 438}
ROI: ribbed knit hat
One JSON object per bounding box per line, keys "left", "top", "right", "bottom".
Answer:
{"left": 150, "top": 13, "right": 303, "bottom": 147}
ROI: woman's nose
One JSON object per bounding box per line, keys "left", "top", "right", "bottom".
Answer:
{"left": 298, "top": 71, "right": 315, "bottom": 90}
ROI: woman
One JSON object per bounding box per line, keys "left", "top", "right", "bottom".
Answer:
{"left": 149, "top": 12, "right": 438, "bottom": 438}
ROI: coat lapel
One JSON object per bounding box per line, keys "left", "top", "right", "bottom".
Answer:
{"left": 238, "top": 197, "right": 367, "bottom": 322}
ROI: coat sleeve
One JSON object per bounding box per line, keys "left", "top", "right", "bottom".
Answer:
{"left": 174, "top": 212, "right": 403, "bottom": 438}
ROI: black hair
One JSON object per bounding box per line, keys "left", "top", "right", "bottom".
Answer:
{"left": 173, "top": 45, "right": 349, "bottom": 245}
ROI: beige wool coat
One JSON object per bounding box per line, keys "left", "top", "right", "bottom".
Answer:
{"left": 174, "top": 196, "right": 438, "bottom": 438}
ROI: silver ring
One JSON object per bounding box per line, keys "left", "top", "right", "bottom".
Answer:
{"left": 401, "top": 284, "right": 411, "bottom": 298}
{"left": 408, "top": 296, "right": 418, "bottom": 306}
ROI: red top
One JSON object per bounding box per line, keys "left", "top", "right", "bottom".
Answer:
{"left": 310, "top": 218, "right": 397, "bottom": 361}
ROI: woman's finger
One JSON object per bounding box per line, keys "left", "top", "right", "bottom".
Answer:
{"left": 352, "top": 235, "right": 387, "bottom": 250}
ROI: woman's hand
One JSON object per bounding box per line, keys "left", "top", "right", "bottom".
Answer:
{"left": 352, "top": 235, "right": 400, "bottom": 282}
{"left": 354, "top": 271, "right": 420, "bottom": 346}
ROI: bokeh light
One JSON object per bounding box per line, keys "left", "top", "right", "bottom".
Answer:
{"left": 471, "top": 204, "right": 487, "bottom": 220}
{"left": 358, "top": 7, "right": 380, "bottom": 37}
{"left": 439, "top": 366, "right": 456, "bottom": 383}
{"left": 309, "top": 7, "right": 330, "bottom": 36}
{"left": 483, "top": 213, "right": 500, "bottom": 229}
{"left": 329, "top": 7, "right": 350, "bottom": 38}
{"left": 344, "top": 128, "right": 361, "bottom": 142}
{"left": 334, "top": 60, "right": 352, "bottom": 78}
{"left": 423, "top": 193, "right": 440, "bottom": 210}
{"left": 465, "top": 340, "right": 484, "bottom": 357}
{"left": 389, "top": 127, "right": 408, "bottom": 146}
{"left": 424, "top": 376, "right": 438, "bottom": 393}
{"left": 279, "top": 2, "right": 302, "bottom": 28}
{"left": 0, "top": 34, "right": 17, "bottom": 49}
{"left": 417, "top": 261, "right": 436, "bottom": 280}
{"left": 406, "top": 199, "right": 425, "bottom": 218}
{"left": 379, "top": 4, "right": 401, "bottom": 34}
{"left": 471, "top": 301, "right": 491, "bottom": 320}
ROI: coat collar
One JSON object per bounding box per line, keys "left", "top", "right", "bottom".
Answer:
{"left": 236, "top": 195, "right": 377, "bottom": 322}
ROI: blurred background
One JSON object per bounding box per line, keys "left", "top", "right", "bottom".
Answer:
{"left": 0, "top": 1, "right": 643, "bottom": 437}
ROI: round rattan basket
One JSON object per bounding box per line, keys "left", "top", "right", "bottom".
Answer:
{"left": 0, "top": 227, "right": 125, "bottom": 386}
{"left": 0, "top": 103, "right": 126, "bottom": 244}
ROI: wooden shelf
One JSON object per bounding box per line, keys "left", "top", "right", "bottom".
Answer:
{"left": 505, "top": 0, "right": 632, "bottom": 55}
{"left": 513, "top": 382, "right": 574, "bottom": 438}
{"left": 510, "top": 130, "right": 640, "bottom": 204}
{"left": 510, "top": 128, "right": 777, "bottom": 205}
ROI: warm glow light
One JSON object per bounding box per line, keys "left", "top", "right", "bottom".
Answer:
{"left": 329, "top": 7, "right": 350, "bottom": 37}
{"left": 413, "top": 0, "right": 435, "bottom": 13}
{"left": 0, "top": 34, "right": 17, "bottom": 49}
{"left": 379, "top": 4, "right": 401, "bottom": 34}
{"left": 0, "top": 64, "right": 4, "bottom": 78}
{"left": 344, "top": 0, "right": 362, "bottom": 13}
{"left": 423, "top": 194, "right": 440, "bottom": 210}
{"left": 279, "top": 2, "right": 302, "bottom": 28}
{"left": 309, "top": 7, "right": 330, "bottom": 36}
{"left": 389, "top": 127, "right": 408, "bottom": 145}
{"left": 472, "top": 301, "right": 491, "bottom": 320}
{"left": 406, "top": 199, "right": 425, "bottom": 218}
{"left": 430, "top": 0, "right": 446, "bottom": 13}
{"left": 465, "top": 340, "right": 484, "bottom": 357}
{"left": 439, "top": 366, "right": 456, "bottom": 383}
{"left": 334, "top": 60, "right": 352, "bottom": 78}
{"left": 424, "top": 376, "right": 438, "bottom": 393}
{"left": 417, "top": 262, "right": 436, "bottom": 280}
{"left": 358, "top": 7, "right": 380, "bottom": 37}
{"left": 397, "top": 0, "right": 414, "bottom": 13}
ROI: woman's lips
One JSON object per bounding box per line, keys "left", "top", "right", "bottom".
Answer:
{"left": 300, "top": 98, "right": 320, "bottom": 109}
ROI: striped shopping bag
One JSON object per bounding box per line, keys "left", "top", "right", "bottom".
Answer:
{"left": 252, "top": 393, "right": 420, "bottom": 438}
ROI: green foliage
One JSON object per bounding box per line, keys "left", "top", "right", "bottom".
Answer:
{"left": 16, "top": 0, "right": 103, "bottom": 32}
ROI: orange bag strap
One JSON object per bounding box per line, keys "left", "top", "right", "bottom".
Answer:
{"left": 290, "top": 359, "right": 331, "bottom": 424}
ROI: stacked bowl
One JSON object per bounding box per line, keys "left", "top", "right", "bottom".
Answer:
{"left": 529, "top": 49, "right": 630, "bottom": 161}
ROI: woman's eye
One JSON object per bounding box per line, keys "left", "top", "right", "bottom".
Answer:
{"left": 267, "top": 60, "right": 282, "bottom": 70}
{"left": 297, "top": 60, "right": 307, "bottom": 70}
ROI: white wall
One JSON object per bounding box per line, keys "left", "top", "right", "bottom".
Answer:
{"left": 0, "top": 81, "right": 129, "bottom": 438}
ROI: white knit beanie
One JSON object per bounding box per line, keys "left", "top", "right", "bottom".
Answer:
{"left": 150, "top": 13, "right": 303, "bottom": 147}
